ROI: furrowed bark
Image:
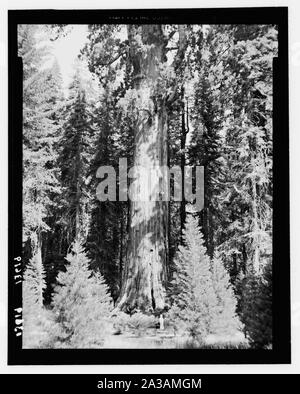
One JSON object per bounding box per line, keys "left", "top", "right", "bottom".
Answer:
{"left": 117, "top": 25, "right": 169, "bottom": 313}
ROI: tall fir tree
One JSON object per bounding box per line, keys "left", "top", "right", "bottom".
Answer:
{"left": 87, "top": 82, "right": 129, "bottom": 301}
{"left": 169, "top": 214, "right": 218, "bottom": 340}
{"left": 20, "top": 24, "right": 64, "bottom": 268}
{"left": 57, "top": 68, "right": 95, "bottom": 248}
{"left": 19, "top": 24, "right": 64, "bottom": 315}
{"left": 212, "top": 25, "right": 276, "bottom": 276}
{"left": 237, "top": 262, "right": 272, "bottom": 348}
{"left": 210, "top": 255, "right": 241, "bottom": 336}
{"left": 52, "top": 241, "right": 113, "bottom": 348}
{"left": 188, "top": 25, "right": 224, "bottom": 258}
{"left": 84, "top": 28, "right": 134, "bottom": 301}
{"left": 22, "top": 251, "right": 48, "bottom": 348}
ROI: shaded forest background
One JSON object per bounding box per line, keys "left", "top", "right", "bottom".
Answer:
{"left": 20, "top": 24, "right": 277, "bottom": 349}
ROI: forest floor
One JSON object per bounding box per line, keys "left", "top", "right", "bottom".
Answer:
{"left": 103, "top": 329, "right": 248, "bottom": 349}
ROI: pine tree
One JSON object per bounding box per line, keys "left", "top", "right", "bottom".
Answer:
{"left": 23, "top": 250, "right": 46, "bottom": 307}
{"left": 52, "top": 241, "right": 113, "bottom": 348}
{"left": 57, "top": 70, "right": 94, "bottom": 246}
{"left": 186, "top": 25, "right": 276, "bottom": 280}
{"left": 87, "top": 83, "right": 130, "bottom": 301}
{"left": 19, "top": 24, "right": 64, "bottom": 272}
{"left": 169, "top": 215, "right": 218, "bottom": 340}
{"left": 42, "top": 61, "right": 98, "bottom": 303}
{"left": 211, "top": 25, "right": 277, "bottom": 276}
{"left": 188, "top": 25, "right": 224, "bottom": 258}
{"left": 238, "top": 262, "right": 272, "bottom": 348}
{"left": 22, "top": 251, "right": 48, "bottom": 348}
{"left": 210, "top": 255, "right": 241, "bottom": 336}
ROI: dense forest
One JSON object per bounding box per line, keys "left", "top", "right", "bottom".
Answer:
{"left": 20, "top": 23, "right": 277, "bottom": 349}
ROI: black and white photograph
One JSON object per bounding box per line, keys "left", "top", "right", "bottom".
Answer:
{"left": 7, "top": 7, "right": 290, "bottom": 365}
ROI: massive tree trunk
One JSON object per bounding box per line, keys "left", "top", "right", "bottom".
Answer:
{"left": 117, "top": 25, "right": 169, "bottom": 313}
{"left": 180, "top": 87, "right": 188, "bottom": 241}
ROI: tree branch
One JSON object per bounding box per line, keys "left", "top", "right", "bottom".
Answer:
{"left": 97, "top": 50, "right": 127, "bottom": 66}
{"left": 166, "top": 46, "right": 179, "bottom": 52}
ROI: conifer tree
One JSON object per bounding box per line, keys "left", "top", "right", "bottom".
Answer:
{"left": 87, "top": 84, "right": 127, "bottom": 301}
{"left": 22, "top": 251, "right": 47, "bottom": 348}
{"left": 169, "top": 215, "right": 218, "bottom": 340}
{"left": 187, "top": 25, "right": 276, "bottom": 279}
{"left": 210, "top": 255, "right": 241, "bottom": 336}
{"left": 19, "top": 24, "right": 64, "bottom": 269}
{"left": 23, "top": 250, "right": 46, "bottom": 307}
{"left": 43, "top": 62, "right": 99, "bottom": 302}
{"left": 188, "top": 25, "right": 224, "bottom": 258}
{"left": 211, "top": 25, "right": 276, "bottom": 276}
{"left": 52, "top": 241, "right": 113, "bottom": 348}
{"left": 58, "top": 71, "right": 94, "bottom": 246}
{"left": 84, "top": 31, "right": 134, "bottom": 300}
{"left": 238, "top": 262, "right": 272, "bottom": 348}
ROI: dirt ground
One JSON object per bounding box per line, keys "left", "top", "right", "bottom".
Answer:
{"left": 103, "top": 330, "right": 247, "bottom": 349}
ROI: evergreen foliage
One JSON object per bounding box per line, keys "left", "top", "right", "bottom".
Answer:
{"left": 238, "top": 263, "right": 272, "bottom": 348}
{"left": 169, "top": 216, "right": 241, "bottom": 341}
{"left": 57, "top": 69, "right": 95, "bottom": 246}
{"left": 22, "top": 251, "right": 48, "bottom": 348}
{"left": 86, "top": 84, "right": 132, "bottom": 300}
{"left": 20, "top": 25, "right": 64, "bottom": 247}
{"left": 23, "top": 251, "right": 46, "bottom": 308}
{"left": 169, "top": 215, "right": 218, "bottom": 340}
{"left": 52, "top": 241, "right": 113, "bottom": 348}
{"left": 210, "top": 255, "right": 241, "bottom": 336}
{"left": 19, "top": 24, "right": 277, "bottom": 349}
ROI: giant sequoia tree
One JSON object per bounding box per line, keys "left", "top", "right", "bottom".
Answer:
{"left": 20, "top": 24, "right": 277, "bottom": 348}
{"left": 117, "top": 26, "right": 169, "bottom": 312}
